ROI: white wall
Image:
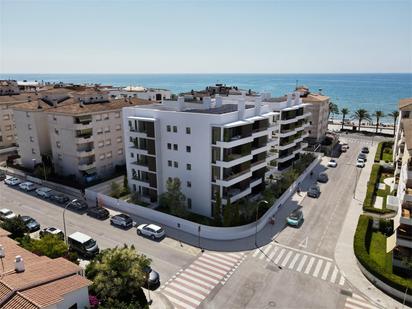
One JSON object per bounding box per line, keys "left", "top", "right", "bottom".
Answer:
{"left": 56, "top": 286, "right": 90, "bottom": 309}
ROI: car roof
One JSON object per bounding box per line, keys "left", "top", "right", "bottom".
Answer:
{"left": 0, "top": 208, "right": 11, "bottom": 213}
{"left": 116, "top": 213, "right": 130, "bottom": 219}
{"left": 147, "top": 224, "right": 162, "bottom": 231}
{"left": 46, "top": 227, "right": 62, "bottom": 233}
{"left": 291, "top": 209, "right": 302, "bottom": 215}
{"left": 37, "top": 187, "right": 52, "bottom": 191}
{"left": 69, "top": 231, "right": 92, "bottom": 243}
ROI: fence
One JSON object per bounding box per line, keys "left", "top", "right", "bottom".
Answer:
{"left": 85, "top": 156, "right": 321, "bottom": 241}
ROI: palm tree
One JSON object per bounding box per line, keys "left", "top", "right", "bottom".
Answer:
{"left": 340, "top": 108, "right": 349, "bottom": 130}
{"left": 328, "top": 101, "right": 339, "bottom": 120}
{"left": 388, "top": 111, "right": 399, "bottom": 136}
{"left": 352, "top": 109, "right": 371, "bottom": 132}
{"left": 373, "top": 110, "right": 385, "bottom": 133}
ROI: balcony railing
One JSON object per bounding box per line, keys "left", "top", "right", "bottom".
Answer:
{"left": 224, "top": 168, "right": 250, "bottom": 181}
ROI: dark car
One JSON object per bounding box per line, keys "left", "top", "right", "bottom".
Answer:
{"left": 307, "top": 185, "right": 321, "bottom": 198}
{"left": 50, "top": 193, "right": 70, "bottom": 204}
{"left": 143, "top": 266, "right": 160, "bottom": 289}
{"left": 67, "top": 199, "right": 88, "bottom": 212}
{"left": 361, "top": 147, "right": 369, "bottom": 154}
{"left": 317, "top": 172, "right": 328, "bottom": 183}
{"left": 110, "top": 214, "right": 133, "bottom": 228}
{"left": 0, "top": 170, "right": 6, "bottom": 181}
{"left": 21, "top": 215, "right": 40, "bottom": 232}
{"left": 87, "top": 207, "right": 110, "bottom": 220}
{"left": 358, "top": 153, "right": 367, "bottom": 161}
{"left": 40, "top": 227, "right": 64, "bottom": 240}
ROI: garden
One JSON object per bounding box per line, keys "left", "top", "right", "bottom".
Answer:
{"left": 374, "top": 141, "right": 394, "bottom": 163}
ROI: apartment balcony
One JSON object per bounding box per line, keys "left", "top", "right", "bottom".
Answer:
{"left": 251, "top": 159, "right": 267, "bottom": 172}
{"left": 278, "top": 140, "right": 297, "bottom": 151}
{"left": 79, "top": 162, "right": 96, "bottom": 171}
{"left": 267, "top": 138, "right": 278, "bottom": 147}
{"left": 76, "top": 135, "right": 93, "bottom": 144}
{"left": 216, "top": 154, "right": 253, "bottom": 169}
{"left": 251, "top": 144, "right": 267, "bottom": 156}
{"left": 279, "top": 117, "right": 299, "bottom": 125}
{"left": 78, "top": 149, "right": 95, "bottom": 158}
{"left": 279, "top": 128, "right": 298, "bottom": 138}
{"left": 277, "top": 147, "right": 300, "bottom": 163}
{"left": 252, "top": 129, "right": 269, "bottom": 139}
{"left": 217, "top": 169, "right": 252, "bottom": 187}
{"left": 131, "top": 176, "right": 157, "bottom": 190}
{"left": 223, "top": 187, "right": 251, "bottom": 205}
{"left": 397, "top": 225, "right": 412, "bottom": 248}
{"left": 74, "top": 122, "right": 93, "bottom": 130}
{"left": 216, "top": 135, "right": 254, "bottom": 149}
{"left": 250, "top": 177, "right": 263, "bottom": 188}
{"left": 404, "top": 188, "right": 412, "bottom": 203}
{"left": 393, "top": 246, "right": 412, "bottom": 269}
{"left": 401, "top": 202, "right": 412, "bottom": 225}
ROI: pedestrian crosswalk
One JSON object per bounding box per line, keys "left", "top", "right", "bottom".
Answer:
{"left": 161, "top": 251, "right": 246, "bottom": 309}
{"left": 252, "top": 242, "right": 346, "bottom": 286}
{"left": 344, "top": 293, "right": 380, "bottom": 309}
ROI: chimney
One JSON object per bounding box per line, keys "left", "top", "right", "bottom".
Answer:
{"left": 254, "top": 96, "right": 262, "bottom": 115}
{"left": 238, "top": 97, "right": 245, "bottom": 120}
{"left": 215, "top": 95, "right": 222, "bottom": 108}
{"left": 177, "top": 96, "right": 185, "bottom": 111}
{"left": 79, "top": 100, "right": 84, "bottom": 108}
{"left": 0, "top": 245, "right": 4, "bottom": 258}
{"left": 15, "top": 255, "right": 25, "bottom": 273}
{"left": 203, "top": 97, "right": 212, "bottom": 109}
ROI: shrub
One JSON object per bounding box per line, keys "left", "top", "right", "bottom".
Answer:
{"left": 374, "top": 142, "right": 383, "bottom": 162}
{"left": 354, "top": 215, "right": 412, "bottom": 294}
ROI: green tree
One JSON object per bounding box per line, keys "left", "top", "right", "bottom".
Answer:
{"left": 20, "top": 234, "right": 73, "bottom": 259}
{"left": 1, "top": 216, "right": 28, "bottom": 239}
{"left": 328, "top": 101, "right": 339, "bottom": 119}
{"left": 340, "top": 108, "right": 349, "bottom": 130}
{"left": 373, "top": 110, "right": 385, "bottom": 133}
{"left": 388, "top": 110, "right": 399, "bottom": 136}
{"left": 123, "top": 175, "right": 130, "bottom": 194}
{"left": 159, "top": 178, "right": 187, "bottom": 217}
{"left": 213, "top": 191, "right": 222, "bottom": 226}
{"left": 352, "top": 109, "right": 371, "bottom": 132}
{"left": 111, "top": 181, "right": 121, "bottom": 198}
{"left": 33, "top": 165, "right": 52, "bottom": 180}
{"left": 223, "top": 198, "right": 232, "bottom": 227}
{"left": 86, "top": 245, "right": 150, "bottom": 307}
{"left": 99, "top": 299, "right": 145, "bottom": 309}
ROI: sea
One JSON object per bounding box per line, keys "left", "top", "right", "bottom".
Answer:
{"left": 1, "top": 73, "right": 411, "bottom": 123}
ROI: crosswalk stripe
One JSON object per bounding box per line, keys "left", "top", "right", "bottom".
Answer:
{"left": 304, "top": 257, "right": 315, "bottom": 274}
{"left": 164, "top": 286, "right": 200, "bottom": 306}
{"left": 346, "top": 297, "right": 379, "bottom": 309}
{"left": 174, "top": 276, "right": 211, "bottom": 295}
{"left": 252, "top": 248, "right": 261, "bottom": 257}
{"left": 207, "top": 253, "right": 238, "bottom": 264}
{"left": 163, "top": 291, "right": 196, "bottom": 309}
{"left": 330, "top": 265, "right": 339, "bottom": 283}
{"left": 227, "top": 252, "right": 243, "bottom": 259}
{"left": 260, "top": 243, "right": 274, "bottom": 260}
{"left": 312, "top": 259, "right": 324, "bottom": 278}
{"left": 185, "top": 268, "right": 219, "bottom": 284}
{"left": 321, "top": 261, "right": 331, "bottom": 280}
{"left": 203, "top": 254, "right": 236, "bottom": 267}
{"left": 296, "top": 255, "right": 308, "bottom": 272}
{"left": 190, "top": 265, "right": 223, "bottom": 280}
{"left": 167, "top": 282, "right": 205, "bottom": 301}
{"left": 267, "top": 246, "right": 279, "bottom": 262}
{"left": 198, "top": 256, "right": 232, "bottom": 271}
{"left": 194, "top": 261, "right": 227, "bottom": 276}
{"left": 288, "top": 253, "right": 300, "bottom": 269}
{"left": 274, "top": 248, "right": 286, "bottom": 264}
{"left": 339, "top": 275, "right": 345, "bottom": 286}
{"left": 280, "top": 251, "right": 293, "bottom": 267}
{"left": 179, "top": 272, "right": 214, "bottom": 290}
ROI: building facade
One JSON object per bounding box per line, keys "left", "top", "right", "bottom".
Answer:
{"left": 106, "top": 86, "right": 172, "bottom": 101}
{"left": 123, "top": 96, "right": 279, "bottom": 217}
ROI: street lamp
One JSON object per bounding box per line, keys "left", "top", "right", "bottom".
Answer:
{"left": 32, "top": 158, "right": 47, "bottom": 181}
{"left": 62, "top": 200, "right": 71, "bottom": 245}
{"left": 198, "top": 225, "right": 204, "bottom": 253}
{"left": 255, "top": 200, "right": 268, "bottom": 247}
{"left": 345, "top": 163, "right": 361, "bottom": 200}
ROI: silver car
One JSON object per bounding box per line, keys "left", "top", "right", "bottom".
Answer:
{"left": 137, "top": 224, "right": 165, "bottom": 240}
{"left": 36, "top": 187, "right": 53, "bottom": 198}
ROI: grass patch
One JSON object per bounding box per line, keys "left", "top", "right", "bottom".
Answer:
{"left": 382, "top": 152, "right": 393, "bottom": 162}
{"left": 363, "top": 164, "right": 394, "bottom": 214}
{"left": 374, "top": 141, "right": 394, "bottom": 163}
{"left": 369, "top": 231, "right": 392, "bottom": 273}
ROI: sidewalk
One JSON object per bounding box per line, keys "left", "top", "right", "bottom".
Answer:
{"left": 147, "top": 290, "right": 173, "bottom": 309}
{"left": 334, "top": 145, "right": 407, "bottom": 309}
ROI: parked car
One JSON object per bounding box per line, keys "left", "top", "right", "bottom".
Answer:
{"left": 361, "top": 147, "right": 369, "bottom": 154}
{"left": 0, "top": 208, "right": 16, "bottom": 221}
{"left": 4, "top": 177, "right": 21, "bottom": 186}
{"left": 110, "top": 214, "right": 133, "bottom": 228}
{"left": 327, "top": 159, "right": 337, "bottom": 167}
{"left": 67, "top": 199, "right": 88, "bottom": 212}
{"left": 356, "top": 158, "right": 365, "bottom": 168}
{"left": 19, "top": 182, "right": 36, "bottom": 191}
{"left": 68, "top": 232, "right": 99, "bottom": 258}
{"left": 50, "top": 193, "right": 69, "bottom": 204}
{"left": 358, "top": 153, "right": 367, "bottom": 162}
{"left": 87, "top": 207, "right": 110, "bottom": 220}
{"left": 40, "top": 227, "right": 64, "bottom": 240}
{"left": 21, "top": 215, "right": 40, "bottom": 232}
{"left": 307, "top": 185, "right": 321, "bottom": 198}
{"left": 0, "top": 170, "right": 6, "bottom": 181}
{"left": 36, "top": 187, "right": 53, "bottom": 198}
{"left": 137, "top": 224, "right": 165, "bottom": 240}
{"left": 317, "top": 172, "right": 329, "bottom": 183}
{"left": 143, "top": 266, "right": 160, "bottom": 289}
{"left": 286, "top": 209, "right": 304, "bottom": 227}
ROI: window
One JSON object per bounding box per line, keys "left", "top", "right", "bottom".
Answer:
{"left": 56, "top": 141, "right": 61, "bottom": 148}
{"left": 95, "top": 114, "right": 102, "bottom": 121}
{"left": 309, "top": 121, "right": 312, "bottom": 125}
{"left": 167, "top": 125, "right": 171, "bottom": 132}
{"left": 97, "top": 128, "right": 103, "bottom": 135}
{"left": 26, "top": 112, "right": 30, "bottom": 118}
{"left": 187, "top": 181, "right": 191, "bottom": 188}
{"left": 115, "top": 124, "right": 121, "bottom": 131}
{"left": 118, "top": 149, "right": 123, "bottom": 155}
{"left": 168, "top": 160, "right": 172, "bottom": 167}
{"left": 2, "top": 114, "right": 9, "bottom": 121}
{"left": 58, "top": 154, "right": 62, "bottom": 160}
{"left": 174, "top": 161, "right": 178, "bottom": 168}
{"left": 173, "top": 126, "right": 177, "bottom": 133}
{"left": 115, "top": 112, "right": 120, "bottom": 118}
{"left": 29, "top": 136, "right": 34, "bottom": 142}
{"left": 104, "top": 126, "right": 110, "bottom": 133}
{"left": 130, "top": 152, "right": 134, "bottom": 158}
{"left": 173, "top": 144, "right": 178, "bottom": 151}
{"left": 100, "top": 154, "right": 105, "bottom": 160}
{"left": 6, "top": 135, "right": 12, "bottom": 141}
{"left": 28, "top": 124, "right": 32, "bottom": 130}
{"left": 105, "top": 139, "right": 111, "bottom": 146}
{"left": 54, "top": 128, "right": 59, "bottom": 135}
{"left": 117, "top": 136, "right": 122, "bottom": 143}
{"left": 102, "top": 113, "right": 109, "bottom": 120}
{"left": 167, "top": 143, "right": 171, "bottom": 150}
{"left": 186, "top": 163, "right": 191, "bottom": 170}
{"left": 106, "top": 151, "right": 112, "bottom": 159}
{"left": 186, "top": 127, "right": 191, "bottom": 134}
{"left": 31, "top": 148, "right": 36, "bottom": 154}
{"left": 186, "top": 146, "right": 191, "bottom": 153}
{"left": 98, "top": 141, "right": 104, "bottom": 148}
{"left": 187, "top": 198, "right": 192, "bottom": 209}
{"left": 53, "top": 115, "right": 57, "bottom": 121}
{"left": 5, "top": 125, "right": 12, "bottom": 131}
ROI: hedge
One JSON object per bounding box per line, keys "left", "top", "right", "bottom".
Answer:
{"left": 363, "top": 164, "right": 394, "bottom": 214}
{"left": 374, "top": 142, "right": 384, "bottom": 163}
{"left": 354, "top": 215, "right": 412, "bottom": 294}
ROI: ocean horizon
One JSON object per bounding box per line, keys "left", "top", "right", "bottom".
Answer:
{"left": 1, "top": 73, "right": 411, "bottom": 122}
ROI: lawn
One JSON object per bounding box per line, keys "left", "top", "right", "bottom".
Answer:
{"left": 382, "top": 152, "right": 393, "bottom": 162}
{"left": 369, "top": 230, "right": 392, "bottom": 273}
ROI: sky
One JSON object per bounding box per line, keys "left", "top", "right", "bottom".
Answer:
{"left": 0, "top": 0, "right": 411, "bottom": 74}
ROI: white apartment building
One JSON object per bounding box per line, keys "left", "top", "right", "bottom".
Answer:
{"left": 107, "top": 86, "right": 172, "bottom": 101}
{"left": 123, "top": 96, "right": 279, "bottom": 217}
{"left": 392, "top": 97, "right": 412, "bottom": 275}
{"left": 13, "top": 89, "right": 152, "bottom": 184}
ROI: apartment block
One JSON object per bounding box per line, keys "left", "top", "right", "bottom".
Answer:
{"left": 123, "top": 96, "right": 279, "bottom": 217}
{"left": 13, "top": 88, "right": 152, "bottom": 184}
{"left": 392, "top": 97, "right": 412, "bottom": 275}
{"left": 106, "top": 86, "right": 172, "bottom": 101}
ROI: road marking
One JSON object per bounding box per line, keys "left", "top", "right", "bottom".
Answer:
{"left": 185, "top": 268, "right": 219, "bottom": 284}
{"left": 312, "top": 259, "right": 324, "bottom": 278}
{"left": 168, "top": 283, "right": 205, "bottom": 300}
{"left": 162, "top": 292, "right": 196, "bottom": 309}
{"left": 179, "top": 272, "right": 214, "bottom": 289}
{"left": 260, "top": 243, "right": 274, "bottom": 259}
{"left": 174, "top": 277, "right": 211, "bottom": 294}
{"left": 330, "top": 265, "right": 339, "bottom": 283}
{"left": 280, "top": 250, "right": 293, "bottom": 267}
{"left": 304, "top": 257, "right": 315, "bottom": 274}
{"left": 204, "top": 254, "right": 236, "bottom": 267}
{"left": 321, "top": 261, "right": 331, "bottom": 280}
{"left": 288, "top": 253, "right": 300, "bottom": 269}
{"left": 344, "top": 293, "right": 380, "bottom": 309}
{"left": 252, "top": 248, "right": 260, "bottom": 257}
{"left": 189, "top": 265, "right": 223, "bottom": 280}
{"left": 198, "top": 256, "right": 232, "bottom": 271}
{"left": 164, "top": 286, "right": 200, "bottom": 306}
{"left": 208, "top": 252, "right": 238, "bottom": 264}
{"left": 267, "top": 246, "right": 279, "bottom": 262}
{"left": 194, "top": 261, "right": 227, "bottom": 276}
{"left": 274, "top": 248, "right": 285, "bottom": 264}
{"left": 274, "top": 242, "right": 333, "bottom": 262}
{"left": 298, "top": 236, "right": 308, "bottom": 249}
{"left": 296, "top": 255, "right": 308, "bottom": 272}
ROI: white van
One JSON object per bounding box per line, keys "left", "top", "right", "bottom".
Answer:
{"left": 68, "top": 232, "right": 99, "bottom": 258}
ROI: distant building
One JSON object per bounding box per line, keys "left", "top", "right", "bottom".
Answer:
{"left": 0, "top": 228, "right": 91, "bottom": 308}
{"left": 106, "top": 86, "right": 172, "bottom": 102}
